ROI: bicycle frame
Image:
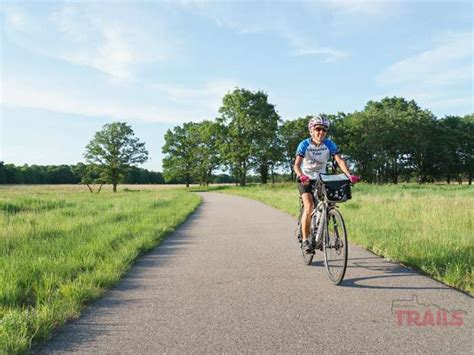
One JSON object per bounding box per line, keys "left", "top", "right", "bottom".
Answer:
{"left": 297, "top": 173, "right": 350, "bottom": 283}
{"left": 312, "top": 180, "right": 337, "bottom": 244}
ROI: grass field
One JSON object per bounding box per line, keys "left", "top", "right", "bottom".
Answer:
{"left": 0, "top": 185, "right": 200, "bottom": 353}
{"left": 199, "top": 183, "right": 473, "bottom": 296}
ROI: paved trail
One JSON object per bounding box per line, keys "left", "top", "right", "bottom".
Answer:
{"left": 38, "top": 192, "right": 472, "bottom": 353}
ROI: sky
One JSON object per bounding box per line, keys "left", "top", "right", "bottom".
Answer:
{"left": 1, "top": 0, "right": 472, "bottom": 172}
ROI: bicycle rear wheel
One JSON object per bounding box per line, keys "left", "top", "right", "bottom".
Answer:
{"left": 323, "top": 208, "right": 348, "bottom": 284}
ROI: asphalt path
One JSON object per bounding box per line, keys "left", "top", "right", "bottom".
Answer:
{"left": 37, "top": 192, "right": 472, "bottom": 353}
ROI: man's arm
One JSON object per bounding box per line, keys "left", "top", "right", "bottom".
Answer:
{"left": 294, "top": 156, "right": 304, "bottom": 178}
{"left": 294, "top": 155, "right": 310, "bottom": 184}
{"left": 334, "top": 154, "right": 352, "bottom": 177}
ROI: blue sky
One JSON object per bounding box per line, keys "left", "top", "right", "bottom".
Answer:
{"left": 1, "top": 0, "right": 472, "bottom": 171}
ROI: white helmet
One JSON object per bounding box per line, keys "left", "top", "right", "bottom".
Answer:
{"left": 308, "top": 114, "right": 330, "bottom": 132}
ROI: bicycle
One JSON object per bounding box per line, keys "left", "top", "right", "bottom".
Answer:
{"left": 295, "top": 173, "right": 352, "bottom": 285}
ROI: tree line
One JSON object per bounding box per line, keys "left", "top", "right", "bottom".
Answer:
{"left": 2, "top": 90, "right": 472, "bottom": 188}
{"left": 0, "top": 162, "right": 165, "bottom": 185}
{"left": 162, "top": 89, "right": 473, "bottom": 185}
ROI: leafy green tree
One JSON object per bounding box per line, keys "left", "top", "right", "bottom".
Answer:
{"left": 399, "top": 108, "right": 440, "bottom": 183}
{"left": 162, "top": 122, "right": 198, "bottom": 187}
{"left": 162, "top": 121, "right": 220, "bottom": 186}
{"left": 84, "top": 122, "right": 148, "bottom": 192}
{"left": 248, "top": 93, "right": 281, "bottom": 184}
{"left": 438, "top": 116, "right": 465, "bottom": 183}
{"left": 217, "top": 88, "right": 281, "bottom": 185}
{"left": 28, "top": 165, "right": 47, "bottom": 184}
{"left": 73, "top": 163, "right": 105, "bottom": 192}
{"left": 193, "top": 120, "right": 222, "bottom": 185}
{"left": 149, "top": 171, "right": 165, "bottom": 184}
{"left": 217, "top": 89, "right": 254, "bottom": 186}
{"left": 45, "top": 165, "right": 79, "bottom": 184}
{"left": 460, "top": 114, "right": 474, "bottom": 184}
{"left": 0, "top": 161, "right": 6, "bottom": 184}
{"left": 0, "top": 163, "right": 22, "bottom": 184}
{"left": 213, "top": 173, "right": 235, "bottom": 184}
{"left": 71, "top": 163, "right": 87, "bottom": 183}
{"left": 339, "top": 97, "right": 440, "bottom": 183}
{"left": 279, "top": 116, "right": 311, "bottom": 181}
{"left": 333, "top": 110, "right": 379, "bottom": 182}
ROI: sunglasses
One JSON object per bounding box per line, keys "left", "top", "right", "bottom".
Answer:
{"left": 314, "top": 127, "right": 327, "bottom": 133}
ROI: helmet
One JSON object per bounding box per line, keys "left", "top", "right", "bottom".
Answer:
{"left": 308, "top": 114, "right": 330, "bottom": 132}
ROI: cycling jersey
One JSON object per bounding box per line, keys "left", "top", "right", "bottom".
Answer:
{"left": 296, "top": 138, "right": 340, "bottom": 179}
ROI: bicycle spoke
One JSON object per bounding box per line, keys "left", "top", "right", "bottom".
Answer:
{"left": 323, "top": 209, "right": 348, "bottom": 284}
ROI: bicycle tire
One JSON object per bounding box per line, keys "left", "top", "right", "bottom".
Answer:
{"left": 323, "top": 208, "right": 348, "bottom": 284}
{"left": 296, "top": 222, "right": 314, "bottom": 265}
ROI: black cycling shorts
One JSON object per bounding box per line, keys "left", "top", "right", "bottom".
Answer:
{"left": 297, "top": 180, "right": 317, "bottom": 195}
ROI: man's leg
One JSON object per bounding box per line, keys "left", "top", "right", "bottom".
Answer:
{"left": 301, "top": 192, "right": 314, "bottom": 241}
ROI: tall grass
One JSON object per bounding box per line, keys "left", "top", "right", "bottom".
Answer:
{"left": 208, "top": 183, "right": 473, "bottom": 295}
{"left": 0, "top": 186, "right": 200, "bottom": 353}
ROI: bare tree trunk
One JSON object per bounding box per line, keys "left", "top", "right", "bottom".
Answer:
{"left": 113, "top": 184, "right": 117, "bottom": 192}
{"left": 98, "top": 184, "right": 103, "bottom": 193}
{"left": 86, "top": 184, "right": 93, "bottom": 193}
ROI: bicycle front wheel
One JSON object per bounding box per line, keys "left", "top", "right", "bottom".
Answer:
{"left": 323, "top": 208, "right": 348, "bottom": 285}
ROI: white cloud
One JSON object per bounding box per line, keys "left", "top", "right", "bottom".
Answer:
{"left": 3, "top": 4, "right": 174, "bottom": 80}
{"left": 155, "top": 80, "right": 244, "bottom": 112}
{"left": 377, "top": 32, "right": 472, "bottom": 87}
{"left": 282, "top": 26, "right": 349, "bottom": 60}
{"left": 5, "top": 11, "right": 26, "bottom": 29}
{"left": 371, "top": 88, "right": 473, "bottom": 113}
{"left": 427, "top": 97, "right": 473, "bottom": 109}
{"left": 1, "top": 78, "right": 241, "bottom": 124}
{"left": 324, "top": 0, "right": 391, "bottom": 15}
{"left": 175, "top": 1, "right": 348, "bottom": 61}
{"left": 375, "top": 31, "right": 473, "bottom": 114}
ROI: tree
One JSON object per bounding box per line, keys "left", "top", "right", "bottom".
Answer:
{"left": 217, "top": 88, "right": 281, "bottom": 185}
{"left": 84, "top": 122, "right": 148, "bottom": 192}
{"left": 460, "top": 114, "right": 474, "bottom": 184}
{"left": 149, "top": 171, "right": 165, "bottom": 184}
{"left": 162, "top": 122, "right": 197, "bottom": 187}
{"left": 162, "top": 121, "right": 221, "bottom": 187}
{"left": 437, "top": 116, "right": 465, "bottom": 184}
{"left": 72, "top": 163, "right": 105, "bottom": 192}
{"left": 337, "top": 97, "right": 440, "bottom": 183}
{"left": 45, "top": 165, "right": 79, "bottom": 184}
{"left": 279, "top": 116, "right": 311, "bottom": 181}
{"left": 249, "top": 95, "right": 282, "bottom": 184}
{"left": 193, "top": 121, "right": 222, "bottom": 186}
{"left": 0, "top": 161, "right": 6, "bottom": 184}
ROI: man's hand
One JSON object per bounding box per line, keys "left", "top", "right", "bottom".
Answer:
{"left": 299, "top": 175, "right": 310, "bottom": 185}
{"left": 349, "top": 175, "right": 361, "bottom": 184}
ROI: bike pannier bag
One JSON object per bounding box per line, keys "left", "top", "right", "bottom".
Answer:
{"left": 320, "top": 174, "right": 352, "bottom": 202}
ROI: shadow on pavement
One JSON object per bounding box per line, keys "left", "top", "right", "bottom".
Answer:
{"left": 340, "top": 257, "right": 448, "bottom": 291}
{"left": 308, "top": 255, "right": 448, "bottom": 291}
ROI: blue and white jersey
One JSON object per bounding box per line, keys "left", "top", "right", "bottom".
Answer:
{"left": 296, "top": 138, "right": 340, "bottom": 179}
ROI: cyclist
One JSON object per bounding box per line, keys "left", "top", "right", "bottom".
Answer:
{"left": 294, "top": 115, "right": 359, "bottom": 253}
